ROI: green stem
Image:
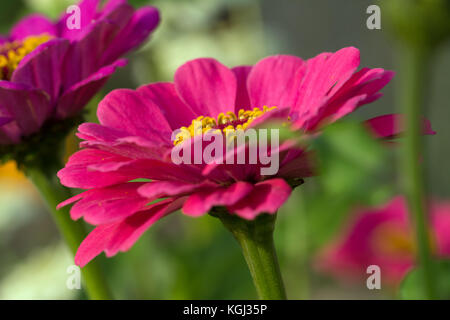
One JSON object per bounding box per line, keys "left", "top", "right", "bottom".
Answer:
{"left": 216, "top": 212, "right": 287, "bottom": 300}
{"left": 25, "top": 164, "right": 113, "bottom": 300}
{"left": 398, "top": 45, "right": 436, "bottom": 299}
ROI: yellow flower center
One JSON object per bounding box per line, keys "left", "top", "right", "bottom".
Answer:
{"left": 372, "top": 223, "right": 437, "bottom": 258}
{"left": 173, "top": 106, "right": 277, "bottom": 145}
{"left": 0, "top": 34, "right": 52, "bottom": 80}
{"left": 373, "top": 225, "right": 415, "bottom": 258}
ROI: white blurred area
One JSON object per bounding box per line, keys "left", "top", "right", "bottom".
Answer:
{"left": 0, "top": 244, "right": 76, "bottom": 300}
{"left": 0, "top": 162, "right": 76, "bottom": 299}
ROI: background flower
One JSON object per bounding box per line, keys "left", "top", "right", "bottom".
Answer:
{"left": 316, "top": 196, "right": 450, "bottom": 286}
{"left": 0, "top": 0, "right": 159, "bottom": 145}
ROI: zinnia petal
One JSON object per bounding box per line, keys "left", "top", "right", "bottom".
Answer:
{"left": 67, "top": 183, "right": 149, "bottom": 225}
{"left": 10, "top": 14, "right": 57, "bottom": 40}
{"left": 227, "top": 179, "right": 292, "bottom": 220}
{"left": 0, "top": 81, "right": 51, "bottom": 135}
{"left": 137, "top": 82, "right": 196, "bottom": 130}
{"left": 75, "top": 197, "right": 183, "bottom": 267}
{"left": 292, "top": 47, "right": 360, "bottom": 129}
{"left": 101, "top": 6, "right": 160, "bottom": 65}
{"left": 174, "top": 58, "right": 237, "bottom": 118}
{"left": 365, "top": 114, "right": 436, "bottom": 139}
{"left": 56, "top": 59, "right": 127, "bottom": 118}
{"left": 11, "top": 39, "right": 69, "bottom": 103}
{"left": 182, "top": 182, "right": 254, "bottom": 217}
{"left": 232, "top": 65, "right": 252, "bottom": 110}
{"left": 247, "top": 55, "right": 305, "bottom": 109}
{"left": 97, "top": 88, "right": 173, "bottom": 142}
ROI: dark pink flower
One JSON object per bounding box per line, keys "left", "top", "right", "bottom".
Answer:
{"left": 316, "top": 196, "right": 450, "bottom": 286}
{"left": 0, "top": 0, "right": 159, "bottom": 144}
{"left": 58, "top": 47, "right": 432, "bottom": 267}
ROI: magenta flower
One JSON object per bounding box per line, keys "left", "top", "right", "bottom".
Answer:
{"left": 316, "top": 196, "right": 450, "bottom": 286}
{"left": 57, "top": 47, "right": 431, "bottom": 267}
{"left": 0, "top": 0, "right": 159, "bottom": 145}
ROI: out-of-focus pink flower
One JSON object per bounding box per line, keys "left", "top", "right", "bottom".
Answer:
{"left": 0, "top": 0, "right": 159, "bottom": 144}
{"left": 57, "top": 47, "right": 433, "bottom": 267}
{"left": 316, "top": 196, "right": 450, "bottom": 286}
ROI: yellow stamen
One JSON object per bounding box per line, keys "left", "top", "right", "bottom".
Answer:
{"left": 173, "top": 106, "right": 277, "bottom": 145}
{"left": 373, "top": 225, "right": 415, "bottom": 258}
{"left": 0, "top": 34, "right": 52, "bottom": 80}
{"left": 372, "top": 224, "right": 437, "bottom": 258}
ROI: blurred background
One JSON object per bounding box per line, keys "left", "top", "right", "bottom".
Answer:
{"left": 0, "top": 0, "right": 449, "bottom": 299}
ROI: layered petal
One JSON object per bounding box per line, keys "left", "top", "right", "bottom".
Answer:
{"left": 182, "top": 181, "right": 254, "bottom": 217}
{"left": 75, "top": 197, "right": 183, "bottom": 267}
{"left": 247, "top": 55, "right": 305, "bottom": 109}
{"left": 57, "top": 149, "right": 139, "bottom": 188}
{"left": 308, "top": 69, "right": 395, "bottom": 129}
{"left": 291, "top": 47, "right": 361, "bottom": 129}
{"left": 62, "top": 20, "right": 122, "bottom": 88}
{"left": 0, "top": 81, "right": 51, "bottom": 135}
{"left": 97, "top": 88, "right": 173, "bottom": 143}
{"left": 10, "top": 14, "right": 57, "bottom": 40}
{"left": 58, "top": 182, "right": 148, "bottom": 225}
{"left": 174, "top": 58, "right": 237, "bottom": 118}
{"left": 232, "top": 65, "right": 252, "bottom": 110}
{"left": 11, "top": 39, "right": 69, "bottom": 103}
{"left": 101, "top": 6, "right": 160, "bottom": 65}
{"left": 74, "top": 223, "right": 118, "bottom": 268}
{"left": 58, "top": 0, "right": 102, "bottom": 40}
{"left": 138, "top": 180, "right": 214, "bottom": 199}
{"left": 58, "top": 148, "right": 205, "bottom": 189}
{"left": 56, "top": 59, "right": 127, "bottom": 118}
{"left": 227, "top": 179, "right": 292, "bottom": 220}
{"left": 80, "top": 133, "right": 169, "bottom": 160}
{"left": 137, "top": 82, "right": 196, "bottom": 130}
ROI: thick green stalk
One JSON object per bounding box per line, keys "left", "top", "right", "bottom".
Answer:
{"left": 398, "top": 45, "right": 436, "bottom": 299}
{"left": 25, "top": 164, "right": 113, "bottom": 300}
{"left": 217, "top": 212, "right": 286, "bottom": 300}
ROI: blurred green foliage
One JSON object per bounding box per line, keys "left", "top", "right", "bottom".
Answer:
{"left": 400, "top": 259, "right": 450, "bottom": 299}
{"left": 313, "top": 122, "right": 388, "bottom": 200}
{"left": 304, "top": 122, "right": 393, "bottom": 249}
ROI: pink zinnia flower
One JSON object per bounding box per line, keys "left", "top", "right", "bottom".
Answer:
{"left": 316, "top": 196, "right": 450, "bottom": 286}
{"left": 0, "top": 0, "right": 159, "bottom": 144}
{"left": 58, "top": 47, "right": 431, "bottom": 267}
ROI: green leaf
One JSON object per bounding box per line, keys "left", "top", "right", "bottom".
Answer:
{"left": 399, "top": 260, "right": 450, "bottom": 299}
